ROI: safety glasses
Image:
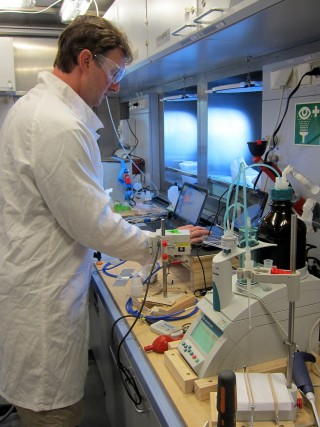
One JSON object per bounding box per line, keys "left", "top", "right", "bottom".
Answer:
{"left": 93, "top": 53, "right": 126, "bottom": 84}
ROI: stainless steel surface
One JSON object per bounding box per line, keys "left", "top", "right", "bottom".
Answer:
{"left": 13, "top": 37, "right": 57, "bottom": 95}
{"left": 290, "top": 214, "right": 297, "bottom": 274}
{"left": 161, "top": 218, "right": 168, "bottom": 298}
{"left": 286, "top": 214, "right": 298, "bottom": 389}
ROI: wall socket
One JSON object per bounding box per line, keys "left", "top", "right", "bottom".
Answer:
{"left": 296, "top": 63, "right": 311, "bottom": 85}
{"left": 311, "top": 61, "right": 320, "bottom": 85}
{"left": 270, "top": 67, "right": 293, "bottom": 90}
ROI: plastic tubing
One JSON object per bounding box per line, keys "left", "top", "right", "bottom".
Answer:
{"left": 105, "top": 97, "right": 159, "bottom": 196}
{"left": 125, "top": 297, "right": 199, "bottom": 322}
{"left": 225, "top": 162, "right": 281, "bottom": 249}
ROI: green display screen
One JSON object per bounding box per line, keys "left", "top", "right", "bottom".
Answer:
{"left": 190, "top": 315, "right": 222, "bottom": 354}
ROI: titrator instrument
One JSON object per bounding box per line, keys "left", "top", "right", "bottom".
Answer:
{"left": 177, "top": 171, "right": 320, "bottom": 380}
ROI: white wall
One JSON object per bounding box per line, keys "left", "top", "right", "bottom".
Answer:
{"left": 262, "top": 53, "right": 320, "bottom": 260}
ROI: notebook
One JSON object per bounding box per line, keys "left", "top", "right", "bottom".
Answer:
{"left": 203, "top": 185, "right": 269, "bottom": 249}
{"left": 146, "top": 183, "right": 208, "bottom": 231}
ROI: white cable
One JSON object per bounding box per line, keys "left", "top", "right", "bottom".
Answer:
{"left": 91, "top": 0, "right": 98, "bottom": 16}
{"left": 307, "top": 317, "right": 320, "bottom": 378}
{"left": 105, "top": 97, "right": 159, "bottom": 196}
{"left": 234, "top": 288, "right": 289, "bottom": 340}
{"left": 308, "top": 317, "right": 320, "bottom": 353}
{"left": 0, "top": 0, "right": 62, "bottom": 14}
{"left": 306, "top": 392, "right": 320, "bottom": 427}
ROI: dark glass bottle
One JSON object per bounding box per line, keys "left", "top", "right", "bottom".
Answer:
{"left": 257, "top": 186, "right": 306, "bottom": 270}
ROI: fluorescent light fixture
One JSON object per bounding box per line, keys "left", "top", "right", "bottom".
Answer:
{"left": 60, "top": 0, "right": 91, "bottom": 24}
{"left": 193, "top": 8, "right": 224, "bottom": 24}
{"left": 0, "top": 0, "right": 35, "bottom": 7}
{"left": 206, "top": 81, "right": 263, "bottom": 94}
{"left": 193, "top": 0, "right": 230, "bottom": 24}
{"left": 172, "top": 23, "right": 197, "bottom": 37}
{"left": 160, "top": 94, "right": 197, "bottom": 102}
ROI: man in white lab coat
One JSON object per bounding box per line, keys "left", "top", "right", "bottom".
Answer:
{"left": 0, "top": 15, "right": 208, "bottom": 427}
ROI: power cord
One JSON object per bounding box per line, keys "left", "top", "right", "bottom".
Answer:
{"left": 253, "top": 66, "right": 320, "bottom": 188}
{"left": 0, "top": 405, "right": 16, "bottom": 423}
{"left": 110, "top": 246, "right": 160, "bottom": 408}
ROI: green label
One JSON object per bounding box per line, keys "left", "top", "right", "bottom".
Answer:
{"left": 294, "top": 102, "right": 320, "bottom": 145}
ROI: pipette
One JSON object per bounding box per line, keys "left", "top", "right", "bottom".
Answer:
{"left": 292, "top": 351, "right": 320, "bottom": 427}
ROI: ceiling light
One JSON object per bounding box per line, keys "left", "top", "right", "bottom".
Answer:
{"left": 206, "top": 81, "right": 263, "bottom": 94}
{"left": 160, "top": 94, "right": 197, "bottom": 102}
{"left": 0, "top": 0, "right": 35, "bottom": 7}
{"left": 60, "top": 0, "right": 91, "bottom": 24}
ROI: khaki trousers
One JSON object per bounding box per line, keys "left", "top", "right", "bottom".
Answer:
{"left": 15, "top": 399, "right": 83, "bottom": 427}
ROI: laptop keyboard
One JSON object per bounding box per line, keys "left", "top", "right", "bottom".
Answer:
{"left": 146, "top": 218, "right": 182, "bottom": 231}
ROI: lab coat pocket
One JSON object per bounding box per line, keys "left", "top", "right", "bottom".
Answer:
{"left": 59, "top": 270, "right": 89, "bottom": 331}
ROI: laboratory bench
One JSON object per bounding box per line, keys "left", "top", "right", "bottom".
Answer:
{"left": 89, "top": 258, "right": 320, "bottom": 427}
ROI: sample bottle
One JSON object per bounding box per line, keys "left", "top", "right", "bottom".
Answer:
{"left": 257, "top": 178, "right": 306, "bottom": 270}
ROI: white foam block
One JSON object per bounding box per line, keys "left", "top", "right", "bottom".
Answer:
{"left": 236, "top": 373, "right": 295, "bottom": 421}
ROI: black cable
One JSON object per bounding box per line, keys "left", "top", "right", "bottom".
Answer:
{"left": 193, "top": 247, "right": 208, "bottom": 296}
{"left": 192, "top": 188, "right": 230, "bottom": 296}
{"left": 253, "top": 67, "right": 320, "bottom": 190}
{"left": 206, "top": 188, "right": 229, "bottom": 231}
{"left": 126, "top": 118, "right": 139, "bottom": 156}
{"left": 306, "top": 244, "right": 317, "bottom": 254}
{"left": 269, "top": 67, "right": 320, "bottom": 157}
{"left": 0, "top": 405, "right": 16, "bottom": 423}
{"left": 192, "top": 195, "right": 227, "bottom": 295}
{"left": 110, "top": 245, "right": 160, "bottom": 407}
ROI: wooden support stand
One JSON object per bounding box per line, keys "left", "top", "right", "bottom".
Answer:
{"left": 164, "top": 346, "right": 288, "bottom": 401}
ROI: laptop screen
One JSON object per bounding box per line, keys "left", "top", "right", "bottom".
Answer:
{"left": 174, "top": 183, "right": 208, "bottom": 225}
{"left": 227, "top": 185, "right": 269, "bottom": 230}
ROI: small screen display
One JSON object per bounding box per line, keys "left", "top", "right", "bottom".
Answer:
{"left": 190, "top": 315, "right": 222, "bottom": 354}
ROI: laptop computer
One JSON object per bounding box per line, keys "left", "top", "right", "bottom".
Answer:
{"left": 146, "top": 183, "right": 208, "bottom": 231}
{"left": 203, "top": 185, "right": 269, "bottom": 249}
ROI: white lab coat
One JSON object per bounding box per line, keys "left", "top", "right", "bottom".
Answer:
{"left": 0, "top": 71, "right": 150, "bottom": 411}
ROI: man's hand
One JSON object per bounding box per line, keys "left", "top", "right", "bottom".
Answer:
{"left": 178, "top": 225, "right": 209, "bottom": 245}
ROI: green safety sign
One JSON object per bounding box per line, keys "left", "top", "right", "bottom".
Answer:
{"left": 294, "top": 102, "right": 320, "bottom": 146}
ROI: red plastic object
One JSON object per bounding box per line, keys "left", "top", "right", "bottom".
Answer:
{"left": 144, "top": 334, "right": 183, "bottom": 354}
{"left": 271, "top": 267, "right": 292, "bottom": 274}
{"left": 296, "top": 396, "right": 303, "bottom": 409}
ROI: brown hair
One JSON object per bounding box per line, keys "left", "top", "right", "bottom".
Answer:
{"left": 54, "top": 15, "right": 133, "bottom": 72}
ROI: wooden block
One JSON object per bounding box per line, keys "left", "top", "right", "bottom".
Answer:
{"left": 164, "top": 349, "right": 198, "bottom": 393}
{"left": 188, "top": 254, "right": 215, "bottom": 291}
{"left": 168, "top": 340, "right": 181, "bottom": 350}
{"left": 132, "top": 291, "right": 196, "bottom": 315}
{"left": 209, "top": 392, "right": 218, "bottom": 427}
{"left": 194, "top": 376, "right": 218, "bottom": 401}
{"left": 187, "top": 253, "right": 240, "bottom": 291}
{"left": 244, "top": 357, "right": 287, "bottom": 374}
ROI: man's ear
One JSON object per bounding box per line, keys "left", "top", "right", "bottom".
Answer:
{"left": 78, "top": 49, "right": 93, "bottom": 69}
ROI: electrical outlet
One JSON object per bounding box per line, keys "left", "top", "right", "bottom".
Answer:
{"left": 311, "top": 61, "right": 320, "bottom": 85}
{"left": 270, "top": 67, "right": 293, "bottom": 90}
{"left": 296, "top": 63, "right": 311, "bottom": 85}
